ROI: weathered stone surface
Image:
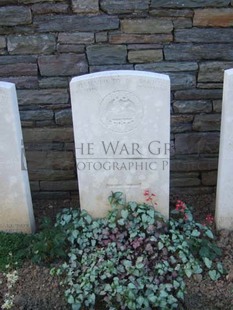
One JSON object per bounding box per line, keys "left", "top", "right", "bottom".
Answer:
{"left": 173, "top": 100, "right": 212, "bottom": 114}
{"left": 26, "top": 151, "right": 74, "bottom": 170}
{"left": 128, "top": 44, "right": 163, "bottom": 50}
{"left": 0, "top": 55, "right": 37, "bottom": 65}
{"left": 34, "top": 15, "right": 119, "bottom": 32}
{"left": 0, "top": 63, "right": 37, "bottom": 76}
{"left": 193, "top": 114, "right": 221, "bottom": 131}
{"left": 197, "top": 83, "right": 223, "bottom": 89}
{"left": 0, "top": 36, "right": 6, "bottom": 49}
{"left": 171, "top": 157, "right": 218, "bottom": 171}
{"left": 95, "top": 32, "right": 108, "bottom": 43}
{"left": 8, "top": 34, "right": 56, "bottom": 54}
{"left": 39, "top": 77, "right": 69, "bottom": 89}
{"left": 198, "top": 62, "right": 233, "bottom": 82}
{"left": 23, "top": 128, "right": 74, "bottom": 143}
{"left": 38, "top": 54, "right": 88, "bottom": 76}
{"left": 128, "top": 50, "right": 163, "bottom": 63}
{"left": 136, "top": 61, "right": 198, "bottom": 72}
{"left": 169, "top": 72, "right": 196, "bottom": 90}
{"left": 121, "top": 19, "right": 173, "bottom": 34}
{"left": 150, "top": 0, "right": 230, "bottom": 8}
{"left": 175, "top": 28, "right": 233, "bottom": 43}
{"left": 100, "top": 0, "right": 149, "bottom": 13}
{"left": 171, "top": 186, "right": 214, "bottom": 195}
{"left": 202, "top": 171, "right": 217, "bottom": 185}
{"left": 175, "top": 132, "right": 220, "bottom": 154}
{"left": 40, "top": 180, "right": 78, "bottom": 191}
{"left": 0, "top": 6, "right": 32, "bottom": 26}
{"left": 213, "top": 100, "right": 222, "bottom": 112}
{"left": 87, "top": 45, "right": 127, "bottom": 65}
{"left": 72, "top": 0, "right": 99, "bottom": 13}
{"left": 109, "top": 33, "right": 172, "bottom": 44}
{"left": 25, "top": 142, "right": 64, "bottom": 151}
{"left": 19, "top": 0, "right": 65, "bottom": 3}
{"left": 0, "top": 77, "right": 38, "bottom": 89}
{"left": 0, "top": 0, "right": 18, "bottom": 4}
{"left": 90, "top": 64, "right": 134, "bottom": 73}
{"left": 194, "top": 8, "right": 233, "bottom": 27}
{"left": 20, "top": 110, "right": 53, "bottom": 121}
{"left": 32, "top": 191, "right": 71, "bottom": 200}
{"left": 174, "top": 89, "right": 223, "bottom": 100}
{"left": 164, "top": 44, "right": 233, "bottom": 61}
{"left": 17, "top": 89, "right": 68, "bottom": 105}
{"left": 55, "top": 110, "right": 72, "bottom": 125}
{"left": 171, "top": 115, "right": 193, "bottom": 133}
{"left": 30, "top": 181, "right": 39, "bottom": 191}
{"left": 29, "top": 169, "right": 75, "bottom": 181}
{"left": 150, "top": 9, "right": 193, "bottom": 17}
{"left": 58, "top": 32, "right": 94, "bottom": 44}
{"left": 31, "top": 3, "right": 69, "bottom": 14}
{"left": 21, "top": 121, "right": 34, "bottom": 127}
{"left": 36, "top": 120, "right": 55, "bottom": 127}
{"left": 57, "top": 44, "right": 85, "bottom": 54}
{"left": 171, "top": 175, "right": 201, "bottom": 187}
{"left": 173, "top": 18, "right": 192, "bottom": 28}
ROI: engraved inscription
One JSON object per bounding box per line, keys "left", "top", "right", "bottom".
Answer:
{"left": 99, "top": 90, "right": 143, "bottom": 133}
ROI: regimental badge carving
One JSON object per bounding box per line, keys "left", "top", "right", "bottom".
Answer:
{"left": 99, "top": 90, "right": 143, "bottom": 133}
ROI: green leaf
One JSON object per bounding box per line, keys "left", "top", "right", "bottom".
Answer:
{"left": 121, "top": 209, "right": 128, "bottom": 219}
{"left": 158, "top": 241, "right": 164, "bottom": 250}
{"left": 209, "top": 270, "right": 220, "bottom": 281}
{"left": 114, "top": 192, "right": 123, "bottom": 199}
{"left": 203, "top": 257, "right": 212, "bottom": 269}
{"left": 191, "top": 229, "right": 200, "bottom": 237}
{"left": 67, "top": 295, "right": 75, "bottom": 304}
{"left": 217, "top": 262, "right": 224, "bottom": 274}
{"left": 148, "top": 294, "right": 157, "bottom": 303}
{"left": 184, "top": 267, "right": 192, "bottom": 278}
{"left": 128, "top": 283, "right": 136, "bottom": 289}
{"left": 118, "top": 219, "right": 125, "bottom": 226}
{"left": 205, "top": 229, "right": 214, "bottom": 239}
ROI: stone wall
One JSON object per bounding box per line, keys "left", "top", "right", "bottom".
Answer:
{"left": 1, "top": 0, "right": 232, "bottom": 199}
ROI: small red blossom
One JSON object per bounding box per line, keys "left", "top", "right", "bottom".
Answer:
{"left": 175, "top": 200, "right": 187, "bottom": 213}
{"left": 205, "top": 214, "right": 214, "bottom": 225}
{"left": 143, "top": 190, "right": 157, "bottom": 207}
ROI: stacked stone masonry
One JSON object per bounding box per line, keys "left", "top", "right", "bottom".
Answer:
{"left": 0, "top": 0, "right": 232, "bottom": 199}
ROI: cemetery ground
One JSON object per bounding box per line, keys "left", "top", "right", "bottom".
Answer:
{"left": 0, "top": 193, "right": 232, "bottom": 310}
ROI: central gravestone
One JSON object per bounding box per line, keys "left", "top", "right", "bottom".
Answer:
{"left": 0, "top": 82, "right": 35, "bottom": 233}
{"left": 70, "top": 71, "right": 170, "bottom": 218}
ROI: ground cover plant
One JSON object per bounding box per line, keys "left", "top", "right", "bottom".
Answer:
{"left": 53, "top": 191, "right": 224, "bottom": 310}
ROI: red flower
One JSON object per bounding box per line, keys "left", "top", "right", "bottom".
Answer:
{"left": 205, "top": 214, "right": 214, "bottom": 225}
{"left": 175, "top": 200, "right": 186, "bottom": 213}
{"left": 143, "top": 190, "right": 157, "bottom": 207}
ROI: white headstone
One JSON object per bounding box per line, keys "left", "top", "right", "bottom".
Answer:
{"left": 70, "top": 71, "right": 170, "bottom": 218}
{"left": 0, "top": 82, "right": 35, "bottom": 233}
{"left": 216, "top": 69, "right": 233, "bottom": 230}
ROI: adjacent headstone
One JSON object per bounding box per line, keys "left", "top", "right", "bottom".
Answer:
{"left": 0, "top": 82, "right": 35, "bottom": 233}
{"left": 70, "top": 71, "right": 170, "bottom": 218}
{"left": 216, "top": 69, "right": 233, "bottom": 230}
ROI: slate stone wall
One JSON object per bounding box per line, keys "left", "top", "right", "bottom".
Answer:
{"left": 0, "top": 0, "right": 232, "bottom": 199}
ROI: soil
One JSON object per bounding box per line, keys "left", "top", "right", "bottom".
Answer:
{"left": 0, "top": 194, "right": 232, "bottom": 310}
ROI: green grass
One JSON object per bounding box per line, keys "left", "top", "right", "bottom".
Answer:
{"left": 0, "top": 232, "right": 33, "bottom": 271}
{"left": 0, "top": 217, "right": 68, "bottom": 271}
